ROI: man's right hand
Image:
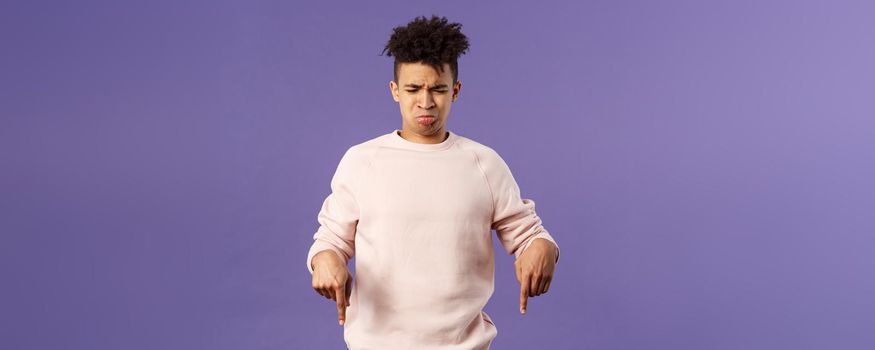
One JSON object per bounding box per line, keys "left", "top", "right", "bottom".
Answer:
{"left": 311, "top": 250, "right": 353, "bottom": 326}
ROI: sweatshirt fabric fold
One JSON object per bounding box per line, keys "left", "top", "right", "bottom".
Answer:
{"left": 307, "top": 129, "right": 559, "bottom": 350}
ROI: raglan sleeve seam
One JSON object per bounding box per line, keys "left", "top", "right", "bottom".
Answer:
{"left": 469, "top": 147, "right": 497, "bottom": 221}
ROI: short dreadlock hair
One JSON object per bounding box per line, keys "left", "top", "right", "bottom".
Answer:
{"left": 381, "top": 15, "right": 470, "bottom": 84}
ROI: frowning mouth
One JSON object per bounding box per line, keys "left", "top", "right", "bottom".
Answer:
{"left": 416, "top": 116, "right": 436, "bottom": 125}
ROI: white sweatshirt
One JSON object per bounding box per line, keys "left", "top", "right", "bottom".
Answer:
{"left": 307, "top": 129, "right": 560, "bottom": 350}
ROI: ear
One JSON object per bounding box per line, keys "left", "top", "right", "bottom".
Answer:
{"left": 452, "top": 80, "right": 462, "bottom": 102}
{"left": 389, "top": 80, "right": 400, "bottom": 102}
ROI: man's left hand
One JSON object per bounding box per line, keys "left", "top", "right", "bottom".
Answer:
{"left": 515, "top": 238, "right": 558, "bottom": 315}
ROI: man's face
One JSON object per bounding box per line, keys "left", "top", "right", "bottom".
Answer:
{"left": 389, "top": 62, "right": 461, "bottom": 142}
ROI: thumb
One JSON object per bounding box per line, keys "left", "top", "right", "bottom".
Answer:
{"left": 345, "top": 274, "right": 353, "bottom": 305}
{"left": 514, "top": 261, "right": 522, "bottom": 284}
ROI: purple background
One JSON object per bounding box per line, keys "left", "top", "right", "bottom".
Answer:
{"left": 2, "top": 0, "right": 874, "bottom": 349}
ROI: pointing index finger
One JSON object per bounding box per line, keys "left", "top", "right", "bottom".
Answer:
{"left": 336, "top": 285, "right": 347, "bottom": 326}
{"left": 520, "top": 277, "right": 529, "bottom": 315}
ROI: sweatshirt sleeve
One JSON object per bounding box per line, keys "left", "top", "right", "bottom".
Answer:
{"left": 480, "top": 148, "right": 560, "bottom": 263}
{"left": 306, "top": 147, "right": 361, "bottom": 274}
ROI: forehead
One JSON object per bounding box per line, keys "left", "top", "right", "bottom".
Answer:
{"left": 397, "top": 62, "right": 453, "bottom": 84}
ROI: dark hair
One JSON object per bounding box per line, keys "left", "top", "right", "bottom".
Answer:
{"left": 381, "top": 15, "right": 470, "bottom": 84}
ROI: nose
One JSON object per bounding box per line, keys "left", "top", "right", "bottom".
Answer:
{"left": 418, "top": 90, "right": 436, "bottom": 110}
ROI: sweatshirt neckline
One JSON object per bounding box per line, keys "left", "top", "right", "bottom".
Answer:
{"left": 388, "top": 129, "right": 458, "bottom": 152}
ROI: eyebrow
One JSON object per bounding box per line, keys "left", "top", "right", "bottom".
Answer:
{"left": 403, "top": 83, "right": 449, "bottom": 89}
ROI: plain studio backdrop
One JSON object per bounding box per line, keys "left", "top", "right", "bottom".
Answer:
{"left": 1, "top": 0, "right": 873, "bottom": 349}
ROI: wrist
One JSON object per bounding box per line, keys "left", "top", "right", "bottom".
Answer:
{"left": 312, "top": 250, "right": 341, "bottom": 270}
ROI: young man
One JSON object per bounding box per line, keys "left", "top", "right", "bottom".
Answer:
{"left": 307, "top": 15, "right": 560, "bottom": 350}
